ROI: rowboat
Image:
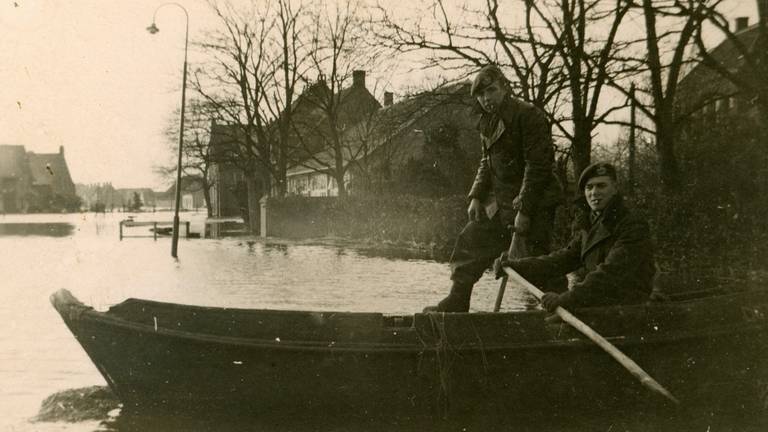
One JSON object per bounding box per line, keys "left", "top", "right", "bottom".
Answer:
{"left": 50, "top": 288, "right": 768, "bottom": 420}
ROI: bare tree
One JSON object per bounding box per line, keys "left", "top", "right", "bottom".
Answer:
{"left": 374, "top": 0, "right": 638, "bottom": 185}
{"left": 291, "top": 0, "right": 381, "bottom": 198}
{"left": 191, "top": 0, "right": 309, "bottom": 230}
{"left": 525, "top": 0, "right": 634, "bottom": 177}
{"left": 158, "top": 99, "right": 219, "bottom": 216}
{"left": 345, "top": 83, "right": 471, "bottom": 193}
{"left": 373, "top": 1, "right": 564, "bottom": 108}
{"left": 271, "top": 0, "right": 310, "bottom": 197}
{"left": 600, "top": 0, "right": 705, "bottom": 191}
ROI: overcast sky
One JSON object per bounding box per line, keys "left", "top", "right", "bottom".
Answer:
{"left": 1, "top": 0, "right": 221, "bottom": 189}
{"left": 0, "top": 0, "right": 757, "bottom": 190}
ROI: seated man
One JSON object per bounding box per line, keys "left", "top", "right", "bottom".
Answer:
{"left": 495, "top": 162, "right": 655, "bottom": 312}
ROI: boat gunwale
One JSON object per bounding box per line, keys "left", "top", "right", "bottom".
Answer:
{"left": 55, "top": 295, "right": 768, "bottom": 354}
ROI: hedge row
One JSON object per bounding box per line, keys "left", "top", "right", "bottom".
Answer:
{"left": 267, "top": 195, "right": 469, "bottom": 257}
{"left": 267, "top": 191, "right": 768, "bottom": 288}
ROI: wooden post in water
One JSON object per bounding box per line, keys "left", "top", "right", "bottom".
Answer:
{"left": 259, "top": 196, "right": 268, "bottom": 237}
{"left": 153, "top": 222, "right": 157, "bottom": 241}
{"left": 119, "top": 221, "right": 123, "bottom": 241}
{"left": 628, "top": 83, "right": 636, "bottom": 195}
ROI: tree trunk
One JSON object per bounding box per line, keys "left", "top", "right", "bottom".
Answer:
{"left": 203, "top": 181, "right": 213, "bottom": 217}
{"left": 651, "top": 100, "right": 681, "bottom": 191}
{"left": 655, "top": 122, "right": 681, "bottom": 191}
{"left": 276, "top": 154, "right": 288, "bottom": 198}
{"left": 571, "top": 125, "right": 592, "bottom": 188}
{"left": 245, "top": 173, "right": 261, "bottom": 235}
{"left": 335, "top": 170, "right": 347, "bottom": 198}
{"left": 628, "top": 84, "right": 637, "bottom": 196}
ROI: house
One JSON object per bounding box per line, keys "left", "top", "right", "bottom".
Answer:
{"left": 207, "top": 122, "right": 250, "bottom": 218}
{"left": 283, "top": 70, "right": 381, "bottom": 196}
{"left": 206, "top": 70, "right": 481, "bottom": 205}
{"left": 677, "top": 8, "right": 767, "bottom": 124}
{"left": 674, "top": 8, "right": 768, "bottom": 208}
{"left": 0, "top": 145, "right": 33, "bottom": 213}
{"left": 27, "top": 146, "right": 77, "bottom": 204}
{"left": 153, "top": 178, "right": 206, "bottom": 212}
{"left": 76, "top": 182, "right": 119, "bottom": 211}
{"left": 0, "top": 144, "right": 79, "bottom": 213}
{"left": 285, "top": 81, "right": 479, "bottom": 197}
{"left": 114, "top": 188, "right": 157, "bottom": 210}
{"left": 207, "top": 70, "right": 381, "bottom": 212}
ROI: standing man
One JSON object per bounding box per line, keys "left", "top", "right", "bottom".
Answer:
{"left": 424, "top": 65, "right": 563, "bottom": 313}
{"left": 495, "top": 163, "right": 656, "bottom": 311}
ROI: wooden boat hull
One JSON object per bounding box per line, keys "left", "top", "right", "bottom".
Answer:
{"left": 50, "top": 289, "right": 768, "bottom": 419}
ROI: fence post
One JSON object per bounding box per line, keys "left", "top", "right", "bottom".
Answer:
{"left": 260, "top": 196, "right": 268, "bottom": 237}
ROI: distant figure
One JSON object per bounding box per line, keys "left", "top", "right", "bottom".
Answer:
{"left": 46, "top": 163, "right": 54, "bottom": 176}
{"left": 423, "top": 65, "right": 563, "bottom": 313}
{"left": 495, "top": 163, "right": 656, "bottom": 311}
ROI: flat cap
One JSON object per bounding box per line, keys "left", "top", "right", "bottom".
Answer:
{"left": 578, "top": 162, "right": 617, "bottom": 191}
{"left": 471, "top": 65, "right": 507, "bottom": 97}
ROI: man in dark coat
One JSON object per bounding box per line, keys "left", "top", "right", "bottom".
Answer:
{"left": 424, "top": 65, "right": 563, "bottom": 312}
{"left": 496, "top": 162, "right": 655, "bottom": 311}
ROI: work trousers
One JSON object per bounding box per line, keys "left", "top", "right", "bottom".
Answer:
{"left": 449, "top": 207, "right": 559, "bottom": 289}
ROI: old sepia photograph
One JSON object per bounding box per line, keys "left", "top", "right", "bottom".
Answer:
{"left": 1, "top": 0, "right": 767, "bottom": 430}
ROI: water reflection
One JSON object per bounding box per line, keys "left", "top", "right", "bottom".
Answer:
{"left": 35, "top": 389, "right": 768, "bottom": 432}
{"left": 16, "top": 212, "right": 752, "bottom": 432}
{"left": 0, "top": 222, "right": 74, "bottom": 237}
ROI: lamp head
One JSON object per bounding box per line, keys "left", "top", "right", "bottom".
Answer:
{"left": 146, "top": 23, "right": 159, "bottom": 34}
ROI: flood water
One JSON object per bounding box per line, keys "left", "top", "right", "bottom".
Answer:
{"left": 0, "top": 211, "right": 540, "bottom": 431}
{"left": 2, "top": 212, "right": 767, "bottom": 431}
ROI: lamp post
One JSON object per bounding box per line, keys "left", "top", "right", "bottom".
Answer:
{"left": 147, "top": 2, "right": 188, "bottom": 259}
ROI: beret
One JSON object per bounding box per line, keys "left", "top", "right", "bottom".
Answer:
{"left": 578, "top": 162, "right": 617, "bottom": 191}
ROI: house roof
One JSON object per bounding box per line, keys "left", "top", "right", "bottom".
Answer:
{"left": 286, "top": 81, "right": 473, "bottom": 177}
{"left": 678, "top": 23, "right": 765, "bottom": 105}
{"left": 28, "top": 152, "right": 73, "bottom": 187}
{"left": 209, "top": 122, "right": 253, "bottom": 160}
{"left": 0, "top": 145, "right": 29, "bottom": 179}
{"left": 292, "top": 79, "right": 382, "bottom": 126}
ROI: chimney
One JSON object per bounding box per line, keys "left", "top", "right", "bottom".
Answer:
{"left": 384, "top": 91, "right": 393, "bottom": 107}
{"left": 59, "top": 145, "right": 64, "bottom": 155}
{"left": 352, "top": 70, "right": 366, "bottom": 88}
{"left": 735, "top": 17, "right": 749, "bottom": 31}
{"left": 760, "top": 0, "right": 768, "bottom": 25}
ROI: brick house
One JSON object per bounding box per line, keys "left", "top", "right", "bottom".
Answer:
{"left": 285, "top": 81, "right": 479, "bottom": 197}
{"left": 207, "top": 70, "right": 381, "bottom": 211}
{"left": 0, "top": 144, "right": 78, "bottom": 212}
{"left": 677, "top": 9, "right": 767, "bottom": 125}
{"left": 153, "top": 178, "right": 206, "bottom": 212}
{"left": 284, "top": 70, "right": 381, "bottom": 196}
{"left": 0, "top": 145, "right": 33, "bottom": 213}
{"left": 207, "top": 122, "right": 250, "bottom": 218}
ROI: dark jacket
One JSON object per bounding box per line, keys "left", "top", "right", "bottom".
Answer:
{"left": 467, "top": 95, "right": 562, "bottom": 225}
{"left": 511, "top": 195, "right": 655, "bottom": 308}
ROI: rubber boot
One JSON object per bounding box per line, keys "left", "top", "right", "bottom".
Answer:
{"left": 423, "top": 282, "right": 472, "bottom": 313}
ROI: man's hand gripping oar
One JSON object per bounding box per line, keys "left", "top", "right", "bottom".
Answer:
{"left": 495, "top": 256, "right": 680, "bottom": 405}
{"left": 493, "top": 225, "right": 527, "bottom": 312}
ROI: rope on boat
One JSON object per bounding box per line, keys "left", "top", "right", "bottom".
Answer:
{"left": 416, "top": 312, "right": 495, "bottom": 418}
{"left": 426, "top": 312, "right": 454, "bottom": 418}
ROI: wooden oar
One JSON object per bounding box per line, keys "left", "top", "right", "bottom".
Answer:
{"left": 502, "top": 267, "right": 680, "bottom": 405}
{"left": 493, "top": 227, "right": 527, "bottom": 312}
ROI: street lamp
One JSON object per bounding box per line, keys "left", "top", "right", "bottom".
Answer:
{"left": 147, "top": 2, "right": 189, "bottom": 259}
